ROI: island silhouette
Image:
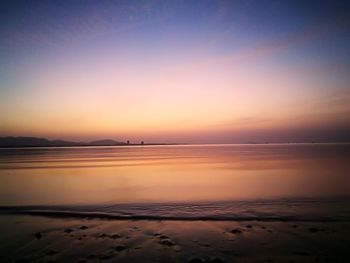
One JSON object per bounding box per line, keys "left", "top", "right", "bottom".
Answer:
{"left": 0, "top": 136, "right": 170, "bottom": 148}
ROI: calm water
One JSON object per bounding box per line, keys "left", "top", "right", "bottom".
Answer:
{"left": 0, "top": 144, "right": 349, "bottom": 220}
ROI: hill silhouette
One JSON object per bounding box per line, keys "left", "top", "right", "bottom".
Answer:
{"left": 0, "top": 137, "right": 126, "bottom": 148}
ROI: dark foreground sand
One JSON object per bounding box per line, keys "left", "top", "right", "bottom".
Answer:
{"left": 1, "top": 215, "right": 350, "bottom": 263}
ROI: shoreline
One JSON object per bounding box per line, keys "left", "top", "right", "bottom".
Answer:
{"left": 1, "top": 210, "right": 349, "bottom": 223}
{"left": 1, "top": 141, "right": 349, "bottom": 149}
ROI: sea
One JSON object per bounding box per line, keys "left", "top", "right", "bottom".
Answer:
{"left": 1, "top": 144, "right": 349, "bottom": 222}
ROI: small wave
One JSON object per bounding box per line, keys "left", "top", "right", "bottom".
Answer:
{"left": 0, "top": 208, "right": 346, "bottom": 222}
{"left": 1, "top": 198, "right": 350, "bottom": 222}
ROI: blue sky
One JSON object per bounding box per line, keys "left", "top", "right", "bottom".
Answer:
{"left": 1, "top": 0, "right": 349, "bottom": 142}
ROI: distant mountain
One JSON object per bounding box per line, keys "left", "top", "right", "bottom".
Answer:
{"left": 0, "top": 137, "right": 125, "bottom": 148}
{"left": 89, "top": 139, "right": 125, "bottom": 146}
{"left": 50, "top": 139, "right": 81, "bottom": 146}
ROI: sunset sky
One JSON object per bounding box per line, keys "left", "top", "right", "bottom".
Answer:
{"left": 1, "top": 0, "right": 349, "bottom": 143}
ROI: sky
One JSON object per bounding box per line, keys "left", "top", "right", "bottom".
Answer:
{"left": 0, "top": 0, "right": 349, "bottom": 143}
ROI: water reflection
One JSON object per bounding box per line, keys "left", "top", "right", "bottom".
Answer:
{"left": 0, "top": 144, "right": 349, "bottom": 205}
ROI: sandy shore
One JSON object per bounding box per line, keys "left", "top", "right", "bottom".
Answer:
{"left": 1, "top": 215, "right": 350, "bottom": 263}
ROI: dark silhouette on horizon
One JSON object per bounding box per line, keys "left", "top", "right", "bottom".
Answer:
{"left": 0, "top": 137, "right": 167, "bottom": 148}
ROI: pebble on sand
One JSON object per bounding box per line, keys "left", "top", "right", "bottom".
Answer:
{"left": 79, "top": 226, "right": 88, "bottom": 230}
{"left": 64, "top": 228, "right": 74, "bottom": 234}
{"left": 159, "top": 239, "right": 176, "bottom": 246}
{"left": 98, "top": 254, "right": 114, "bottom": 260}
{"left": 211, "top": 257, "right": 225, "bottom": 263}
{"left": 114, "top": 244, "right": 127, "bottom": 251}
{"left": 110, "top": 233, "right": 122, "bottom": 239}
{"left": 188, "top": 257, "right": 205, "bottom": 263}
{"left": 46, "top": 249, "right": 58, "bottom": 256}
{"left": 15, "top": 259, "right": 30, "bottom": 263}
{"left": 199, "top": 243, "right": 210, "bottom": 247}
{"left": 34, "top": 232, "right": 42, "bottom": 239}
{"left": 231, "top": 228, "right": 242, "bottom": 234}
{"left": 87, "top": 253, "right": 115, "bottom": 260}
{"left": 308, "top": 227, "right": 320, "bottom": 233}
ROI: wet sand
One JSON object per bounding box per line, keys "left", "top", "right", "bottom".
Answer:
{"left": 1, "top": 215, "right": 350, "bottom": 263}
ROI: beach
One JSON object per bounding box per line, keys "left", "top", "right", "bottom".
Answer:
{"left": 1, "top": 214, "right": 350, "bottom": 262}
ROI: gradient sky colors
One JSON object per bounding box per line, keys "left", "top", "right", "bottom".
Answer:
{"left": 1, "top": 0, "right": 349, "bottom": 143}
